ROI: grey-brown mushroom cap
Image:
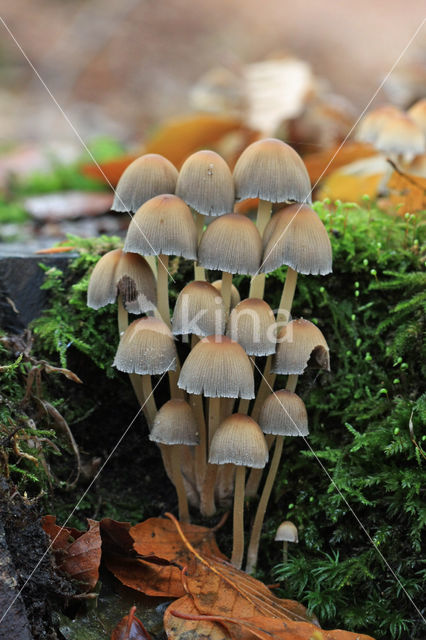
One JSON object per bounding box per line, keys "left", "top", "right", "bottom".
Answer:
{"left": 275, "top": 520, "right": 299, "bottom": 543}
{"left": 87, "top": 249, "right": 157, "bottom": 313}
{"left": 226, "top": 298, "right": 276, "bottom": 356}
{"left": 261, "top": 204, "right": 332, "bottom": 275}
{"left": 272, "top": 318, "right": 330, "bottom": 375}
{"left": 112, "top": 154, "right": 178, "bottom": 213}
{"left": 178, "top": 335, "right": 254, "bottom": 399}
{"left": 172, "top": 280, "right": 226, "bottom": 336}
{"left": 176, "top": 149, "right": 235, "bottom": 216}
{"left": 209, "top": 413, "right": 268, "bottom": 468}
{"left": 233, "top": 138, "right": 312, "bottom": 204}
{"left": 212, "top": 280, "right": 241, "bottom": 310}
{"left": 259, "top": 390, "right": 309, "bottom": 437}
{"left": 113, "top": 317, "right": 177, "bottom": 375}
{"left": 198, "top": 214, "right": 262, "bottom": 275}
{"left": 149, "top": 399, "right": 199, "bottom": 446}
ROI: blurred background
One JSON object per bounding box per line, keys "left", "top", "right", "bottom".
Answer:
{"left": 1, "top": 0, "right": 425, "bottom": 149}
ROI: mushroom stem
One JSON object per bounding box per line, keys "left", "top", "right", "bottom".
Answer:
{"left": 168, "top": 361, "right": 185, "bottom": 400}
{"left": 250, "top": 355, "right": 276, "bottom": 422}
{"left": 231, "top": 465, "right": 246, "bottom": 569}
{"left": 194, "top": 212, "right": 206, "bottom": 281}
{"left": 145, "top": 255, "right": 158, "bottom": 277}
{"left": 283, "top": 540, "right": 289, "bottom": 564}
{"left": 277, "top": 267, "right": 298, "bottom": 325}
{"left": 245, "top": 373, "right": 300, "bottom": 573}
{"left": 245, "top": 435, "right": 284, "bottom": 573}
{"left": 200, "top": 463, "right": 218, "bottom": 517}
{"left": 200, "top": 397, "right": 222, "bottom": 516}
{"left": 221, "top": 271, "right": 233, "bottom": 315}
{"left": 238, "top": 359, "right": 254, "bottom": 414}
{"left": 249, "top": 199, "right": 272, "bottom": 300}
{"left": 157, "top": 253, "right": 171, "bottom": 327}
{"left": 171, "top": 445, "right": 190, "bottom": 524}
{"left": 190, "top": 393, "right": 207, "bottom": 491}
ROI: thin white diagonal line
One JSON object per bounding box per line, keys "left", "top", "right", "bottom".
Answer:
{"left": 0, "top": 16, "right": 176, "bottom": 284}
{"left": 0, "top": 365, "right": 171, "bottom": 625}
{"left": 251, "top": 358, "right": 426, "bottom": 624}
{"left": 257, "top": 18, "right": 426, "bottom": 276}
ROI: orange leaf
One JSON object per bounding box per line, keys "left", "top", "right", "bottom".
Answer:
{"left": 36, "top": 246, "right": 77, "bottom": 254}
{"left": 111, "top": 606, "right": 152, "bottom": 640}
{"left": 130, "top": 517, "right": 226, "bottom": 566}
{"left": 387, "top": 168, "right": 426, "bottom": 214}
{"left": 143, "top": 114, "right": 244, "bottom": 167}
{"left": 165, "top": 595, "right": 230, "bottom": 640}
{"left": 303, "top": 142, "right": 377, "bottom": 185}
{"left": 105, "top": 553, "right": 185, "bottom": 598}
{"left": 81, "top": 154, "right": 138, "bottom": 187}
{"left": 42, "top": 516, "right": 101, "bottom": 591}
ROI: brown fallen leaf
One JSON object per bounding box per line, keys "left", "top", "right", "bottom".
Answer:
{"left": 387, "top": 166, "right": 426, "bottom": 213}
{"left": 163, "top": 514, "right": 376, "bottom": 640}
{"left": 81, "top": 154, "right": 139, "bottom": 187}
{"left": 303, "top": 141, "right": 377, "bottom": 185}
{"left": 143, "top": 113, "right": 245, "bottom": 167}
{"left": 167, "top": 602, "right": 376, "bottom": 640}
{"left": 36, "top": 246, "right": 77, "bottom": 254}
{"left": 42, "top": 516, "right": 101, "bottom": 591}
{"left": 111, "top": 606, "right": 152, "bottom": 640}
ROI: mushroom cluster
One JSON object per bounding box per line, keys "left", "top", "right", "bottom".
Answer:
{"left": 87, "top": 139, "right": 332, "bottom": 571}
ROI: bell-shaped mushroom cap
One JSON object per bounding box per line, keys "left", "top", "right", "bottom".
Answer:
{"left": 124, "top": 194, "right": 197, "bottom": 259}
{"left": 261, "top": 205, "right": 332, "bottom": 275}
{"left": 272, "top": 318, "right": 330, "bottom": 375}
{"left": 209, "top": 413, "right": 268, "bottom": 468}
{"left": 87, "top": 248, "right": 156, "bottom": 313}
{"left": 211, "top": 279, "right": 241, "bottom": 310}
{"left": 233, "top": 138, "right": 312, "bottom": 204}
{"left": 227, "top": 298, "right": 276, "bottom": 356}
{"left": 113, "top": 317, "right": 176, "bottom": 375}
{"left": 259, "top": 390, "right": 308, "bottom": 437}
{"left": 408, "top": 98, "right": 426, "bottom": 137}
{"left": 172, "top": 281, "right": 225, "bottom": 336}
{"left": 375, "top": 112, "right": 425, "bottom": 157}
{"left": 275, "top": 520, "right": 298, "bottom": 543}
{"left": 356, "top": 106, "right": 401, "bottom": 144}
{"left": 149, "top": 399, "right": 199, "bottom": 446}
{"left": 176, "top": 150, "right": 235, "bottom": 216}
{"left": 198, "top": 214, "right": 262, "bottom": 275}
{"left": 112, "top": 154, "right": 178, "bottom": 213}
{"left": 178, "top": 335, "right": 254, "bottom": 398}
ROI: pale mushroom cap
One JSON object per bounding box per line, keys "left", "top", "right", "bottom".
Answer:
{"left": 149, "top": 399, "right": 199, "bottom": 446}
{"left": 356, "top": 106, "right": 402, "bottom": 144}
{"left": 87, "top": 248, "right": 157, "bottom": 313}
{"left": 408, "top": 98, "right": 426, "bottom": 137}
{"left": 275, "top": 520, "right": 298, "bottom": 543}
{"left": 212, "top": 279, "right": 241, "bottom": 310}
{"left": 375, "top": 112, "right": 425, "bottom": 157}
{"left": 178, "top": 335, "right": 254, "bottom": 398}
{"left": 198, "top": 213, "right": 262, "bottom": 275}
{"left": 233, "top": 138, "right": 312, "bottom": 204}
{"left": 227, "top": 298, "right": 277, "bottom": 356}
{"left": 176, "top": 149, "right": 235, "bottom": 216}
{"left": 172, "top": 280, "right": 225, "bottom": 336}
{"left": 87, "top": 248, "right": 121, "bottom": 310}
{"left": 209, "top": 413, "right": 268, "bottom": 468}
{"left": 113, "top": 317, "right": 177, "bottom": 375}
{"left": 112, "top": 154, "right": 178, "bottom": 213}
{"left": 115, "top": 252, "right": 157, "bottom": 313}
{"left": 259, "top": 390, "right": 309, "bottom": 437}
{"left": 261, "top": 205, "right": 332, "bottom": 275}
{"left": 272, "top": 318, "right": 330, "bottom": 375}
{"left": 124, "top": 194, "right": 197, "bottom": 259}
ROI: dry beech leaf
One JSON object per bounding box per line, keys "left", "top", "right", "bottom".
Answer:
{"left": 111, "top": 606, "right": 152, "bottom": 640}
{"left": 303, "top": 141, "right": 377, "bottom": 185}
{"left": 165, "top": 595, "right": 229, "bottom": 640}
{"left": 387, "top": 168, "right": 426, "bottom": 213}
{"left": 143, "top": 114, "right": 244, "bottom": 167}
{"left": 42, "top": 516, "right": 101, "bottom": 591}
{"left": 81, "top": 154, "right": 138, "bottom": 187}
{"left": 130, "top": 517, "right": 226, "bottom": 565}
